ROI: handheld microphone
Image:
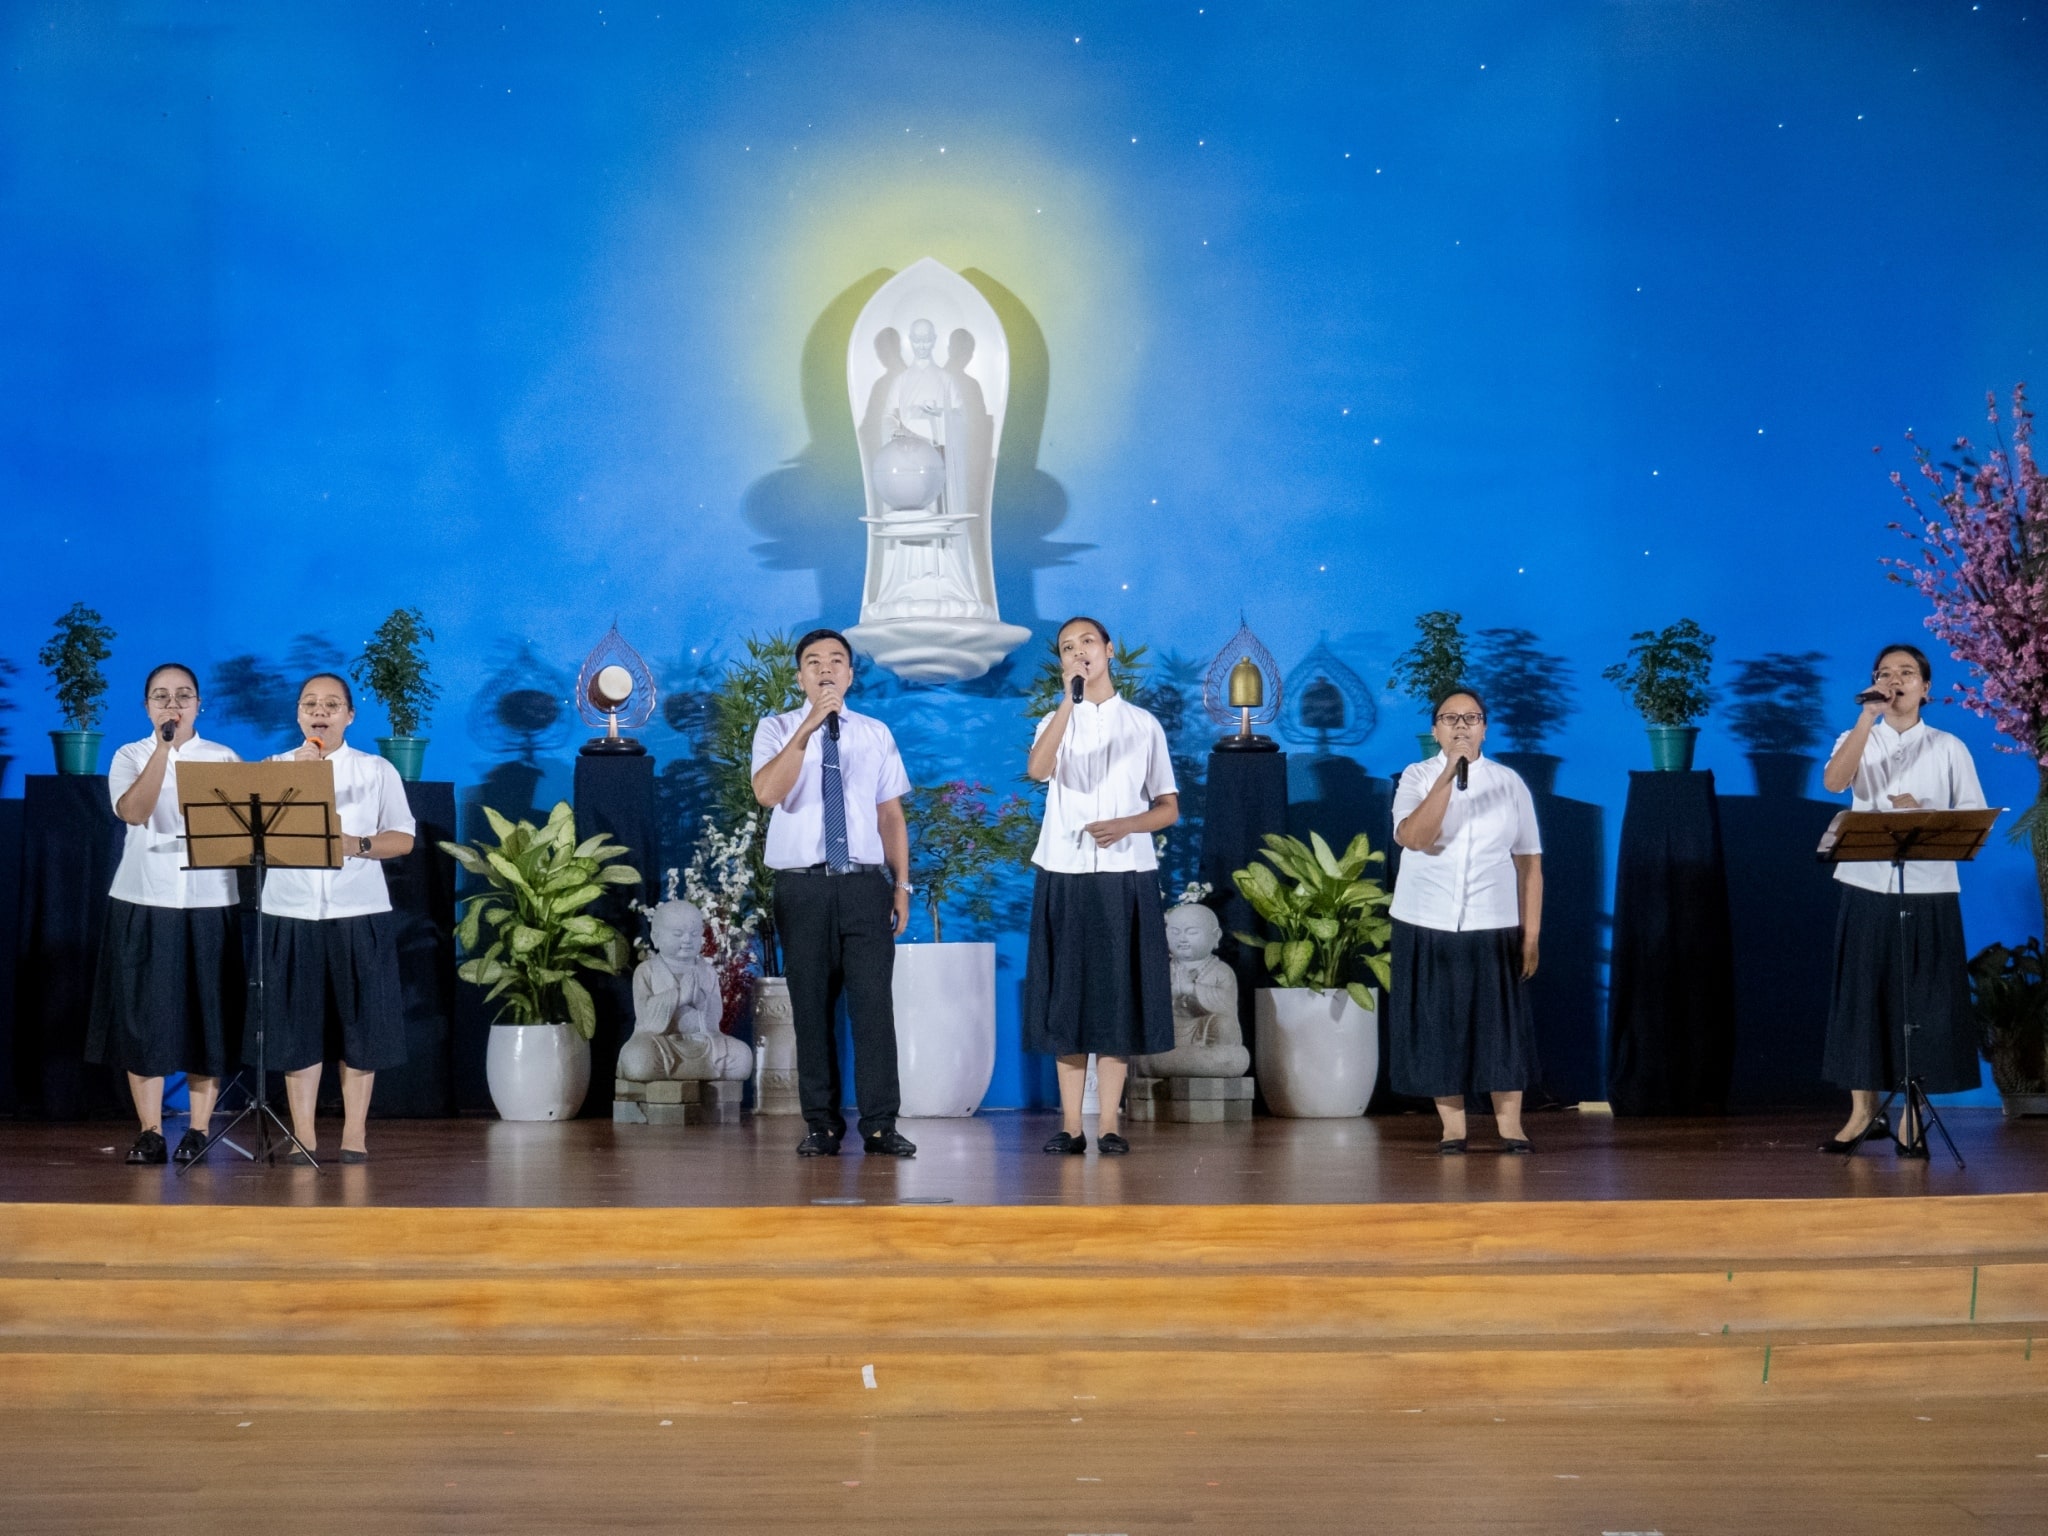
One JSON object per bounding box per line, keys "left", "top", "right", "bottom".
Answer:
{"left": 1070, "top": 674, "right": 1085, "bottom": 704}
{"left": 1455, "top": 756, "right": 1469, "bottom": 791}
{"left": 1857, "top": 687, "right": 1893, "bottom": 707}
{"left": 158, "top": 719, "right": 176, "bottom": 743}
{"left": 825, "top": 709, "right": 840, "bottom": 743}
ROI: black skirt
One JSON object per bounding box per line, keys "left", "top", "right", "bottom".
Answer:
{"left": 1823, "top": 884, "right": 1979, "bottom": 1095}
{"left": 1022, "top": 868, "right": 1175, "bottom": 1058}
{"left": 253, "top": 912, "right": 408, "bottom": 1073}
{"left": 86, "top": 899, "right": 245, "bottom": 1077}
{"left": 1387, "top": 919, "right": 1538, "bottom": 1097}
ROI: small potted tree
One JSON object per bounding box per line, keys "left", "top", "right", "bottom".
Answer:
{"left": 1970, "top": 938, "right": 2048, "bottom": 1118}
{"left": 439, "top": 801, "right": 640, "bottom": 1121}
{"left": 1389, "top": 611, "right": 1468, "bottom": 761}
{"left": 38, "top": 603, "right": 115, "bottom": 775}
{"left": 352, "top": 607, "right": 439, "bottom": 781}
{"left": 1727, "top": 651, "right": 1828, "bottom": 798}
{"left": 1233, "top": 830, "right": 1394, "bottom": 1117}
{"left": 1603, "top": 618, "right": 1715, "bottom": 771}
{"left": 1472, "top": 626, "right": 1575, "bottom": 795}
{"left": 897, "top": 780, "right": 1040, "bottom": 1116}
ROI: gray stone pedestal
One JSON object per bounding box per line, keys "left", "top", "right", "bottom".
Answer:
{"left": 613, "top": 1077, "right": 744, "bottom": 1124}
{"left": 1125, "top": 1075, "right": 1254, "bottom": 1123}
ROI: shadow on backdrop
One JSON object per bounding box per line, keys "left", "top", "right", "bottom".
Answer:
{"left": 742, "top": 267, "right": 1085, "bottom": 636}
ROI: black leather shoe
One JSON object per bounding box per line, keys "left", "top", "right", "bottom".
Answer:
{"left": 1097, "top": 1132, "right": 1130, "bottom": 1155}
{"left": 1819, "top": 1112, "right": 1890, "bottom": 1156}
{"left": 172, "top": 1129, "right": 209, "bottom": 1166}
{"left": 863, "top": 1129, "right": 917, "bottom": 1158}
{"left": 1043, "top": 1131, "right": 1087, "bottom": 1155}
{"left": 1438, "top": 1138, "right": 1468, "bottom": 1155}
{"left": 338, "top": 1149, "right": 369, "bottom": 1165}
{"left": 1499, "top": 1137, "right": 1534, "bottom": 1155}
{"left": 1894, "top": 1134, "right": 1931, "bottom": 1161}
{"left": 284, "top": 1148, "right": 318, "bottom": 1168}
{"left": 796, "top": 1130, "right": 842, "bottom": 1157}
{"left": 126, "top": 1129, "right": 168, "bottom": 1166}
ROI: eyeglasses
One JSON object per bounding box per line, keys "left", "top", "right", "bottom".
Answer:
{"left": 1434, "top": 712, "right": 1485, "bottom": 728}
{"left": 147, "top": 689, "right": 198, "bottom": 706}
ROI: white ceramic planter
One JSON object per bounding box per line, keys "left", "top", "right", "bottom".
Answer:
{"left": 752, "top": 976, "right": 801, "bottom": 1115}
{"left": 1254, "top": 987, "right": 1378, "bottom": 1118}
{"left": 892, "top": 941, "right": 996, "bottom": 1118}
{"left": 485, "top": 1022, "right": 592, "bottom": 1122}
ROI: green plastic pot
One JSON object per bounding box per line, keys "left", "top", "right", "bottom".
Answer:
{"left": 1645, "top": 725, "right": 1699, "bottom": 772}
{"left": 1415, "top": 733, "right": 1441, "bottom": 762}
{"left": 50, "top": 730, "right": 104, "bottom": 776}
{"left": 377, "top": 736, "right": 430, "bottom": 782}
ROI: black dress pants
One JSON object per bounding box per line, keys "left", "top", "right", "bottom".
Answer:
{"left": 773, "top": 868, "right": 900, "bottom": 1138}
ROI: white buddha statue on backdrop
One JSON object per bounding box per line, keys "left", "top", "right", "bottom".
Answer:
{"left": 845, "top": 257, "right": 1030, "bottom": 681}
{"left": 621, "top": 899, "right": 752, "bottom": 1083}
{"left": 1134, "top": 903, "right": 1251, "bottom": 1079}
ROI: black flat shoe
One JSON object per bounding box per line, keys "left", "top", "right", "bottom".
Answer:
{"left": 1043, "top": 1131, "right": 1087, "bottom": 1155}
{"left": 1438, "top": 1138, "right": 1468, "bottom": 1156}
{"left": 1819, "top": 1112, "right": 1890, "bottom": 1156}
{"left": 338, "top": 1149, "right": 368, "bottom": 1165}
{"left": 283, "top": 1148, "right": 318, "bottom": 1168}
{"left": 1097, "top": 1132, "right": 1130, "bottom": 1155}
{"left": 126, "top": 1130, "right": 168, "bottom": 1166}
{"left": 1894, "top": 1135, "right": 1931, "bottom": 1161}
{"left": 172, "top": 1129, "right": 209, "bottom": 1166}
{"left": 863, "top": 1129, "right": 917, "bottom": 1158}
{"left": 1499, "top": 1137, "right": 1534, "bottom": 1155}
{"left": 796, "top": 1130, "right": 842, "bottom": 1157}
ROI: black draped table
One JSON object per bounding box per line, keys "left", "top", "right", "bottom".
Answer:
{"left": 1606, "top": 769, "right": 1736, "bottom": 1115}
{"left": 1198, "top": 747, "right": 1288, "bottom": 1092}
{"left": 573, "top": 753, "right": 661, "bottom": 1109}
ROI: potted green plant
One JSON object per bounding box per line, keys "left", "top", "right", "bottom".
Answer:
{"left": 1232, "top": 831, "right": 1394, "bottom": 1117}
{"left": 1970, "top": 938, "right": 2048, "bottom": 1118}
{"left": 896, "top": 781, "right": 1041, "bottom": 1117}
{"left": 1603, "top": 618, "right": 1716, "bottom": 771}
{"left": 1727, "top": 651, "right": 1828, "bottom": 798}
{"left": 352, "top": 607, "right": 439, "bottom": 781}
{"left": 438, "top": 801, "right": 640, "bottom": 1121}
{"left": 1388, "top": 611, "right": 1468, "bottom": 761}
{"left": 38, "top": 603, "right": 115, "bottom": 775}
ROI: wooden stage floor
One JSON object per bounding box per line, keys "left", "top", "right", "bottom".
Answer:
{"left": 0, "top": 1105, "right": 2042, "bottom": 1208}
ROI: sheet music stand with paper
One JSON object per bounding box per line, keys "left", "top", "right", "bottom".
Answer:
{"left": 1816, "top": 806, "right": 2002, "bottom": 1168}
{"left": 176, "top": 759, "right": 342, "bottom": 1171}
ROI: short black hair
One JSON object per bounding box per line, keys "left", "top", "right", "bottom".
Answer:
{"left": 298, "top": 672, "right": 354, "bottom": 710}
{"left": 794, "top": 628, "right": 854, "bottom": 667}
{"left": 1432, "top": 685, "right": 1487, "bottom": 721}
{"left": 143, "top": 662, "right": 199, "bottom": 699}
{"left": 1056, "top": 615, "right": 1111, "bottom": 648}
{"left": 1872, "top": 643, "right": 1933, "bottom": 686}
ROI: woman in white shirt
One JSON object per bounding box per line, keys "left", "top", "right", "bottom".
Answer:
{"left": 1389, "top": 688, "right": 1544, "bottom": 1153}
{"left": 1022, "top": 617, "right": 1181, "bottom": 1155}
{"left": 1816, "top": 643, "right": 1985, "bottom": 1157}
{"left": 86, "top": 663, "right": 245, "bottom": 1166}
{"left": 256, "top": 673, "right": 417, "bottom": 1164}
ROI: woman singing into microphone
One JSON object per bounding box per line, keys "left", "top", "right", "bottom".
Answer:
{"left": 257, "top": 673, "right": 416, "bottom": 1164}
{"left": 1022, "top": 617, "right": 1180, "bottom": 1155}
{"left": 1817, "top": 644, "right": 1985, "bottom": 1156}
{"left": 1388, "top": 688, "right": 1544, "bottom": 1153}
{"left": 87, "top": 664, "right": 245, "bottom": 1166}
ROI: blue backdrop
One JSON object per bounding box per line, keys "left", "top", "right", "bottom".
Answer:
{"left": 4, "top": 0, "right": 2044, "bottom": 1107}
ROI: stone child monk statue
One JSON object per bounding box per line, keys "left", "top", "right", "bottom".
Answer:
{"left": 621, "top": 899, "right": 753, "bottom": 1083}
{"left": 1134, "top": 903, "right": 1250, "bottom": 1079}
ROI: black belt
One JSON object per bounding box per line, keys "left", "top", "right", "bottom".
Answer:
{"left": 782, "top": 862, "right": 888, "bottom": 877}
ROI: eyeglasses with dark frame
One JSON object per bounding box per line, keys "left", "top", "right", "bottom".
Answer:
{"left": 1433, "top": 711, "right": 1485, "bottom": 728}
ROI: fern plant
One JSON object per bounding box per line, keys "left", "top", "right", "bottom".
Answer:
{"left": 438, "top": 801, "right": 640, "bottom": 1039}
{"left": 1232, "top": 831, "right": 1394, "bottom": 1010}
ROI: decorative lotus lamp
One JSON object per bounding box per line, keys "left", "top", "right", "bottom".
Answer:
{"left": 1281, "top": 638, "right": 1378, "bottom": 751}
{"left": 576, "top": 624, "right": 657, "bottom": 757}
{"left": 1203, "top": 619, "right": 1283, "bottom": 753}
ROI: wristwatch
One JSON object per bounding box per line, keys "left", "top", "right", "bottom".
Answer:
{"left": 357, "top": 835, "right": 372, "bottom": 858}
{"left": 895, "top": 879, "right": 914, "bottom": 894}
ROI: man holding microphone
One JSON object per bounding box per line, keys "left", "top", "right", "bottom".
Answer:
{"left": 751, "top": 629, "right": 917, "bottom": 1157}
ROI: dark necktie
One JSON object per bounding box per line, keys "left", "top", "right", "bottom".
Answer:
{"left": 821, "top": 727, "right": 852, "bottom": 872}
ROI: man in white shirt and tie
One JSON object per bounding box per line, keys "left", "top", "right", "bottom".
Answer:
{"left": 751, "top": 629, "right": 917, "bottom": 1157}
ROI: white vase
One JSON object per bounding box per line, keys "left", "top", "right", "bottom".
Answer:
{"left": 892, "top": 941, "right": 996, "bottom": 1117}
{"left": 1254, "top": 987, "right": 1379, "bottom": 1118}
{"left": 485, "top": 1023, "right": 592, "bottom": 1122}
{"left": 752, "top": 976, "right": 801, "bottom": 1116}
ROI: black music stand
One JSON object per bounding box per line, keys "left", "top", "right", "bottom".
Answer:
{"left": 1817, "top": 806, "right": 2002, "bottom": 1169}
{"left": 175, "top": 760, "right": 341, "bottom": 1171}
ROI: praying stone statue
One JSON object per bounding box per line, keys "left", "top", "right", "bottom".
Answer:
{"left": 1135, "top": 903, "right": 1251, "bottom": 1079}
{"left": 621, "top": 899, "right": 752, "bottom": 1083}
{"left": 846, "top": 257, "right": 1029, "bottom": 681}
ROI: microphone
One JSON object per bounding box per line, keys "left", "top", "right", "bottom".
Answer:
{"left": 1857, "top": 687, "right": 1893, "bottom": 707}
{"left": 158, "top": 720, "right": 176, "bottom": 743}
{"left": 1455, "top": 756, "right": 1469, "bottom": 791}
{"left": 1070, "top": 674, "right": 1084, "bottom": 704}
{"left": 825, "top": 708, "right": 840, "bottom": 743}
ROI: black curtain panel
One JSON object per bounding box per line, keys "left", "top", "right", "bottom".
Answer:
{"left": 11, "top": 776, "right": 126, "bottom": 1119}
{"left": 1200, "top": 748, "right": 1288, "bottom": 1096}
{"left": 357, "top": 781, "right": 459, "bottom": 1117}
{"left": 1606, "top": 770, "right": 1737, "bottom": 1115}
{"left": 573, "top": 753, "right": 660, "bottom": 1110}
{"left": 0, "top": 794, "right": 25, "bottom": 1116}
